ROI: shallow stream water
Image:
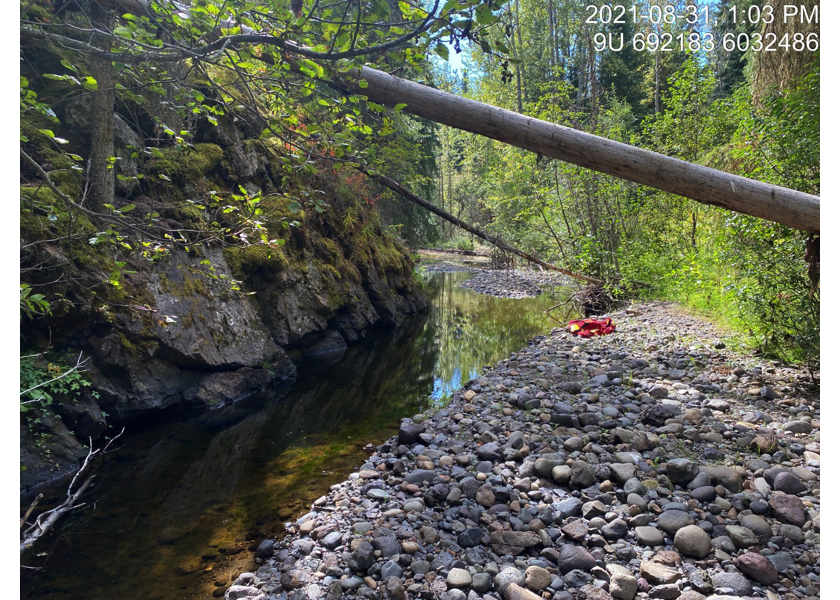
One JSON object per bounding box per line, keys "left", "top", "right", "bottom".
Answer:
{"left": 21, "top": 271, "right": 576, "bottom": 600}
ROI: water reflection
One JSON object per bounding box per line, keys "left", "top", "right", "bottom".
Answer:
{"left": 21, "top": 271, "right": 574, "bottom": 600}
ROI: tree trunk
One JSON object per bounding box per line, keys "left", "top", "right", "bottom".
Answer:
{"left": 88, "top": 3, "right": 115, "bottom": 212}
{"left": 514, "top": 0, "right": 523, "bottom": 113}
{"left": 342, "top": 66, "right": 820, "bottom": 233}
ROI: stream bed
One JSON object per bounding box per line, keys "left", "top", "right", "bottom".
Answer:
{"left": 21, "top": 271, "right": 576, "bottom": 600}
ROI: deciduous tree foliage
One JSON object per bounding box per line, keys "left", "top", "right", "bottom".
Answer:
{"left": 20, "top": 0, "right": 820, "bottom": 365}
{"left": 429, "top": 0, "right": 819, "bottom": 365}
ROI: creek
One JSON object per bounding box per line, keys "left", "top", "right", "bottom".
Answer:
{"left": 21, "top": 271, "right": 575, "bottom": 600}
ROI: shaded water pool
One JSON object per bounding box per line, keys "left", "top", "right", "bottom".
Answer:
{"left": 21, "top": 271, "right": 576, "bottom": 600}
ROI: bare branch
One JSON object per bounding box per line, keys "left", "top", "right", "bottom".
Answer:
{"left": 20, "top": 429, "right": 125, "bottom": 556}
{"left": 20, "top": 352, "right": 89, "bottom": 401}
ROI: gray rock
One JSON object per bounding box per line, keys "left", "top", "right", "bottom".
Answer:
{"left": 472, "top": 572, "right": 492, "bottom": 593}
{"left": 687, "top": 472, "right": 714, "bottom": 490}
{"left": 640, "top": 561, "right": 681, "bottom": 585}
{"left": 627, "top": 492, "right": 648, "bottom": 509}
{"left": 293, "top": 539, "right": 316, "bottom": 555}
{"left": 494, "top": 567, "right": 526, "bottom": 595}
{"left": 698, "top": 466, "right": 743, "bottom": 492}
{"left": 321, "top": 532, "right": 342, "bottom": 550}
{"left": 348, "top": 541, "right": 374, "bottom": 572}
{"left": 556, "top": 497, "right": 582, "bottom": 519}
{"left": 624, "top": 477, "right": 646, "bottom": 496}
{"left": 778, "top": 523, "right": 805, "bottom": 543}
{"left": 650, "top": 583, "right": 681, "bottom": 599}
{"left": 711, "top": 572, "right": 752, "bottom": 596}
{"left": 476, "top": 441, "right": 502, "bottom": 462}
{"left": 380, "top": 560, "right": 403, "bottom": 580}
{"left": 657, "top": 510, "right": 695, "bottom": 535}
{"left": 380, "top": 577, "right": 404, "bottom": 600}
{"left": 724, "top": 525, "right": 759, "bottom": 549}
{"left": 773, "top": 471, "right": 808, "bottom": 495}
{"left": 783, "top": 420, "right": 812, "bottom": 434}
{"left": 562, "top": 569, "right": 592, "bottom": 588}
{"left": 767, "top": 553, "right": 795, "bottom": 574}
{"left": 490, "top": 530, "right": 540, "bottom": 554}
{"left": 602, "top": 519, "right": 628, "bottom": 540}
{"left": 570, "top": 460, "right": 596, "bottom": 487}
{"left": 535, "top": 453, "right": 566, "bottom": 478}
{"left": 738, "top": 514, "right": 771, "bottom": 540}
{"left": 476, "top": 484, "right": 496, "bottom": 508}
{"left": 688, "top": 569, "right": 714, "bottom": 594}
{"left": 690, "top": 486, "right": 717, "bottom": 503}
{"left": 398, "top": 423, "right": 426, "bottom": 444}
{"left": 255, "top": 539, "right": 275, "bottom": 558}
{"left": 447, "top": 568, "right": 472, "bottom": 589}
{"left": 410, "top": 560, "right": 430, "bottom": 575}
{"left": 552, "top": 465, "right": 571, "bottom": 484}
{"left": 457, "top": 527, "right": 484, "bottom": 548}
{"left": 666, "top": 458, "right": 699, "bottom": 485}
{"left": 556, "top": 544, "right": 596, "bottom": 574}
{"left": 635, "top": 526, "right": 665, "bottom": 547}
{"left": 404, "top": 470, "right": 437, "bottom": 486}
{"left": 225, "top": 585, "right": 266, "bottom": 600}
{"left": 609, "top": 572, "right": 638, "bottom": 600}
{"left": 372, "top": 536, "right": 400, "bottom": 558}
{"left": 341, "top": 576, "right": 364, "bottom": 591}
{"left": 611, "top": 463, "right": 637, "bottom": 484}
{"left": 524, "top": 566, "right": 552, "bottom": 591}
{"left": 673, "top": 525, "right": 711, "bottom": 558}
{"left": 459, "top": 477, "right": 481, "bottom": 499}
{"left": 402, "top": 499, "right": 425, "bottom": 512}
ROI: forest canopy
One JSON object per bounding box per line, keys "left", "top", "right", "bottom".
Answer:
{"left": 20, "top": 0, "right": 819, "bottom": 365}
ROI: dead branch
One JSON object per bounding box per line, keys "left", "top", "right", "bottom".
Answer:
{"left": 366, "top": 170, "right": 603, "bottom": 284}
{"left": 20, "top": 494, "right": 43, "bottom": 529}
{"left": 20, "top": 352, "right": 89, "bottom": 404}
{"left": 20, "top": 428, "right": 125, "bottom": 556}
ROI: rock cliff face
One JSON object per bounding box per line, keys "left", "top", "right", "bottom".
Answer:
{"left": 21, "top": 111, "right": 427, "bottom": 492}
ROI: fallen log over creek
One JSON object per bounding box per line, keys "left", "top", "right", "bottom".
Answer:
{"left": 343, "top": 65, "right": 820, "bottom": 234}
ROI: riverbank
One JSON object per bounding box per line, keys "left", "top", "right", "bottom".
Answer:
{"left": 222, "top": 299, "right": 820, "bottom": 600}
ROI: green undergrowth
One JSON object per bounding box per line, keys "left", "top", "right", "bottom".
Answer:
{"left": 149, "top": 143, "right": 224, "bottom": 184}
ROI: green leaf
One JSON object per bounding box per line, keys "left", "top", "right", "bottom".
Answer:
{"left": 288, "top": 201, "right": 302, "bottom": 213}
{"left": 38, "top": 129, "right": 55, "bottom": 139}
{"left": 440, "top": 0, "right": 460, "bottom": 16}
{"left": 394, "top": 103, "right": 408, "bottom": 111}
{"left": 20, "top": 76, "right": 28, "bottom": 88}
{"left": 42, "top": 73, "right": 77, "bottom": 84}
{"left": 151, "top": 147, "right": 165, "bottom": 158}
{"left": 119, "top": 204, "right": 136, "bottom": 213}
{"left": 370, "top": 0, "right": 391, "bottom": 18}
{"left": 475, "top": 5, "right": 496, "bottom": 24}
{"left": 81, "top": 77, "right": 98, "bottom": 91}
{"left": 434, "top": 44, "right": 450, "bottom": 61}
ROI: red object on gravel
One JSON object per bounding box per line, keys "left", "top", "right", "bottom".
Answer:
{"left": 568, "top": 317, "right": 616, "bottom": 337}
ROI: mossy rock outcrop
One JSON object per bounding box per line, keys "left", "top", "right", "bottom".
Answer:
{"left": 20, "top": 102, "right": 427, "bottom": 495}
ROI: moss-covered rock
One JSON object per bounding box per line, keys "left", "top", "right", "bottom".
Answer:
{"left": 19, "top": 87, "right": 427, "bottom": 494}
{"left": 149, "top": 143, "right": 224, "bottom": 183}
{"left": 224, "top": 245, "right": 290, "bottom": 279}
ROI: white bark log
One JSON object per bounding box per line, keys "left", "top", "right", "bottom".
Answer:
{"left": 344, "top": 66, "right": 820, "bottom": 234}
